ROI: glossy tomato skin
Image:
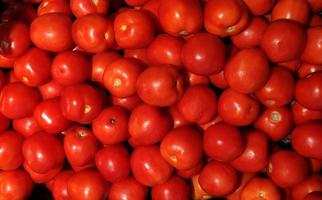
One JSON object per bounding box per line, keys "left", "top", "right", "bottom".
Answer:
{"left": 268, "top": 150, "right": 309, "bottom": 188}
{"left": 72, "top": 14, "right": 114, "bottom": 53}
{"left": 30, "top": 13, "right": 74, "bottom": 52}
{"left": 199, "top": 161, "right": 239, "bottom": 197}
{"left": 51, "top": 51, "right": 91, "bottom": 86}
{"left": 290, "top": 174, "right": 322, "bottom": 200}
{"left": 184, "top": 71, "right": 210, "bottom": 86}
{"left": 226, "top": 173, "right": 257, "bottom": 200}
{"left": 70, "top": 0, "right": 110, "bottom": 17}
{"left": 218, "top": 88, "right": 260, "bottom": 126}
{"left": 0, "top": 169, "right": 34, "bottom": 200}
{"left": 114, "top": 9, "right": 155, "bottom": 49}
{"left": 295, "top": 72, "right": 322, "bottom": 110}
{"left": 38, "top": 79, "right": 63, "bottom": 100}
{"left": 177, "top": 85, "right": 217, "bottom": 124}
{"left": 92, "top": 106, "right": 129, "bottom": 145}
{"left": 176, "top": 161, "right": 204, "bottom": 179}
{"left": 192, "top": 174, "right": 212, "bottom": 200}
{"left": 110, "top": 94, "right": 142, "bottom": 112}
{"left": 204, "top": 122, "right": 244, "bottom": 162}
{"left": 37, "top": 0, "right": 71, "bottom": 16}
{"left": 124, "top": 48, "right": 150, "bottom": 66}
{"left": 291, "top": 122, "right": 322, "bottom": 160}
{"left": 129, "top": 103, "right": 172, "bottom": 145}
{"left": 231, "top": 130, "right": 269, "bottom": 173}
{"left": 51, "top": 170, "right": 74, "bottom": 200}
{"left": 260, "top": 19, "right": 306, "bottom": 62}
{"left": 181, "top": 33, "right": 225, "bottom": 76}
{"left": 0, "top": 54, "right": 15, "bottom": 68}
{"left": 109, "top": 176, "right": 148, "bottom": 200}
{"left": 242, "top": 0, "right": 275, "bottom": 15}
{"left": 0, "top": 82, "right": 41, "bottom": 119}
{"left": 95, "top": 145, "right": 130, "bottom": 183}
{"left": 241, "top": 177, "right": 282, "bottom": 200}
{"left": 136, "top": 65, "right": 184, "bottom": 107}
{"left": 278, "top": 59, "right": 301, "bottom": 72}
{"left": 151, "top": 175, "right": 190, "bottom": 200}
{"left": 0, "top": 131, "right": 24, "bottom": 170}
{"left": 291, "top": 101, "right": 322, "bottom": 124}
{"left": 24, "top": 162, "right": 63, "bottom": 184}
{"left": 297, "top": 63, "right": 322, "bottom": 78}
{"left": 224, "top": 48, "right": 269, "bottom": 94}
{"left": 0, "top": 113, "right": 9, "bottom": 133}
{"left": 130, "top": 145, "right": 173, "bottom": 186}
{"left": 167, "top": 104, "right": 190, "bottom": 129}
{"left": 12, "top": 116, "right": 42, "bottom": 138}
{"left": 209, "top": 70, "right": 228, "bottom": 89}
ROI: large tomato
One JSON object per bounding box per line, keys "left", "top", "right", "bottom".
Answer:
{"left": 38, "top": 79, "right": 63, "bottom": 100}
{"left": 242, "top": 0, "right": 275, "bottom": 15}
{"left": 301, "top": 27, "right": 322, "bottom": 65}
{"left": 109, "top": 176, "right": 148, "bottom": 200}
{"left": 291, "top": 101, "right": 322, "bottom": 125}
{"left": 291, "top": 174, "right": 322, "bottom": 200}
{"left": 110, "top": 94, "right": 142, "bottom": 112}
{"left": 50, "top": 170, "right": 74, "bottom": 200}
{"left": 37, "top": 0, "right": 71, "bottom": 16}
{"left": 241, "top": 177, "right": 282, "bottom": 200}
{"left": 12, "top": 116, "right": 42, "bottom": 138}
{"left": 70, "top": 0, "right": 110, "bottom": 17}
{"left": 0, "top": 131, "right": 24, "bottom": 170}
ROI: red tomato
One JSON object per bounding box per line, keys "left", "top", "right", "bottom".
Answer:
{"left": 226, "top": 173, "right": 257, "bottom": 200}
{"left": 124, "top": 48, "right": 150, "bottom": 66}
{"left": 231, "top": 130, "right": 269, "bottom": 173}
{"left": 110, "top": 94, "right": 142, "bottom": 112}
{"left": 0, "top": 131, "right": 24, "bottom": 170}
{"left": 298, "top": 63, "right": 322, "bottom": 78}
{"left": 109, "top": 176, "right": 148, "bottom": 200}
{"left": 260, "top": 19, "right": 306, "bottom": 62}
{"left": 241, "top": 177, "right": 282, "bottom": 200}
{"left": 72, "top": 14, "right": 114, "bottom": 53}
{"left": 199, "top": 161, "right": 239, "bottom": 197}
{"left": 268, "top": 150, "right": 309, "bottom": 188}
{"left": 308, "top": 0, "right": 322, "bottom": 13}
{"left": 184, "top": 71, "right": 210, "bottom": 86}
{"left": 310, "top": 158, "right": 322, "bottom": 173}
{"left": 114, "top": 9, "right": 155, "bottom": 49}
{"left": 70, "top": 0, "right": 110, "bottom": 17}
{"left": 224, "top": 48, "right": 269, "bottom": 94}
{"left": 204, "top": 122, "right": 244, "bottom": 162}
{"left": 125, "top": 0, "right": 148, "bottom": 6}
{"left": 310, "top": 15, "right": 322, "bottom": 27}
{"left": 291, "top": 122, "right": 322, "bottom": 160}
{"left": 38, "top": 79, "right": 63, "bottom": 100}
{"left": 12, "top": 116, "right": 42, "bottom": 138}
{"left": 67, "top": 170, "right": 108, "bottom": 200}
{"left": 61, "top": 83, "right": 104, "bottom": 124}
{"left": 92, "top": 106, "right": 129, "bottom": 145}
{"left": 255, "top": 66, "right": 295, "bottom": 108}
{"left": 152, "top": 175, "right": 190, "bottom": 200}
{"left": 51, "top": 170, "right": 74, "bottom": 200}
{"left": 242, "top": 0, "right": 275, "bottom": 15}
{"left": 0, "top": 170, "right": 33, "bottom": 200}
{"left": 24, "top": 162, "right": 62, "bottom": 183}
{"left": 0, "top": 113, "right": 9, "bottom": 133}
{"left": 129, "top": 103, "right": 172, "bottom": 145}
{"left": 292, "top": 101, "right": 322, "bottom": 124}
{"left": 192, "top": 174, "right": 212, "bottom": 200}
{"left": 301, "top": 27, "right": 322, "bottom": 65}
{"left": 176, "top": 161, "right": 204, "bottom": 179}
{"left": 218, "top": 88, "right": 260, "bottom": 126}
{"left": 168, "top": 104, "right": 190, "bottom": 128}
{"left": 37, "top": 0, "right": 71, "bottom": 16}
{"left": 30, "top": 13, "right": 74, "bottom": 52}
{"left": 177, "top": 85, "right": 217, "bottom": 124}
{"left": 209, "top": 70, "right": 228, "bottom": 89}
{"left": 304, "top": 192, "right": 322, "bottom": 200}
{"left": 231, "top": 17, "right": 269, "bottom": 49}
{"left": 291, "top": 174, "right": 322, "bottom": 200}
{"left": 254, "top": 106, "right": 294, "bottom": 141}
{"left": 278, "top": 59, "right": 301, "bottom": 72}
{"left": 95, "top": 145, "right": 130, "bottom": 183}
{"left": 103, "top": 58, "right": 144, "bottom": 97}
{"left": 295, "top": 72, "right": 322, "bottom": 110}
{"left": 1, "top": 2, "right": 37, "bottom": 25}
{"left": 199, "top": 115, "right": 223, "bottom": 131}
{"left": 141, "top": 0, "right": 160, "bottom": 22}
{"left": 0, "top": 82, "right": 41, "bottom": 119}
{"left": 0, "top": 54, "right": 15, "bottom": 68}
{"left": 130, "top": 145, "right": 173, "bottom": 186}
{"left": 181, "top": 33, "right": 226, "bottom": 76}
{"left": 204, "top": 0, "right": 250, "bottom": 37}
{"left": 136, "top": 65, "right": 184, "bottom": 107}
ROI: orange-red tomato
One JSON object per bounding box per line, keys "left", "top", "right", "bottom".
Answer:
{"left": 109, "top": 176, "right": 148, "bottom": 200}
{"left": 37, "top": 0, "right": 71, "bottom": 16}
{"left": 301, "top": 27, "right": 322, "bottom": 65}
{"left": 297, "top": 63, "right": 322, "bottom": 78}
{"left": 70, "top": 0, "right": 110, "bottom": 17}
{"left": 241, "top": 177, "right": 282, "bottom": 200}
{"left": 50, "top": 170, "right": 74, "bottom": 200}
{"left": 291, "top": 174, "right": 322, "bottom": 200}
{"left": 242, "top": 0, "right": 275, "bottom": 15}
{"left": 291, "top": 101, "right": 322, "bottom": 125}
{"left": 226, "top": 173, "right": 257, "bottom": 200}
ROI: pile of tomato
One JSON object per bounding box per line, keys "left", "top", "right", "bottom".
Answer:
{"left": 0, "top": 0, "right": 321, "bottom": 199}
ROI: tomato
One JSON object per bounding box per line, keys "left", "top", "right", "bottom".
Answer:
{"left": 70, "top": 0, "right": 110, "bottom": 17}
{"left": 61, "top": 83, "right": 104, "bottom": 124}
{"left": 301, "top": 27, "right": 322, "bottom": 65}
{"left": 304, "top": 192, "right": 322, "bottom": 200}
{"left": 292, "top": 101, "right": 322, "bottom": 124}
{"left": 67, "top": 170, "right": 108, "bottom": 200}
{"left": 1, "top": 2, "right": 37, "bottom": 25}
{"left": 124, "top": 48, "right": 150, "bottom": 66}
{"left": 30, "top": 13, "right": 74, "bottom": 52}
{"left": 231, "top": 17, "right": 269, "bottom": 49}
{"left": 51, "top": 170, "right": 74, "bottom": 200}
{"left": 91, "top": 51, "right": 121, "bottom": 83}
{"left": 125, "top": 0, "right": 148, "bottom": 6}
{"left": 130, "top": 145, "right": 173, "bottom": 186}
{"left": 291, "top": 121, "right": 322, "bottom": 160}
{"left": 114, "top": 9, "right": 155, "bottom": 49}
{"left": 136, "top": 65, "right": 184, "bottom": 107}
{"left": 255, "top": 66, "right": 295, "bottom": 108}
{"left": 0, "top": 113, "right": 9, "bottom": 133}
{"left": 209, "top": 70, "right": 228, "bottom": 89}
{"left": 0, "top": 131, "right": 24, "bottom": 170}
{"left": 12, "top": 117, "right": 41, "bottom": 138}
{"left": 307, "top": 0, "right": 322, "bottom": 13}
{"left": 0, "top": 82, "right": 41, "bottom": 119}
{"left": 24, "top": 162, "right": 62, "bottom": 183}
{"left": 268, "top": 150, "right": 309, "bottom": 188}
{"left": 310, "top": 15, "right": 322, "bottom": 27}
{"left": 295, "top": 72, "right": 322, "bottom": 110}
{"left": 95, "top": 145, "right": 130, "bottom": 183}
{"left": 147, "top": 34, "right": 184, "bottom": 67}
{"left": 72, "top": 14, "right": 114, "bottom": 53}
{"left": 141, "top": 0, "right": 160, "bottom": 22}
{"left": 231, "top": 130, "right": 269, "bottom": 173}
{"left": 204, "top": 0, "right": 250, "bottom": 37}
{"left": 226, "top": 173, "right": 257, "bottom": 200}
{"left": 241, "top": 177, "right": 282, "bottom": 200}
{"left": 242, "top": 0, "right": 275, "bottom": 15}
{"left": 109, "top": 176, "right": 148, "bottom": 200}
{"left": 110, "top": 94, "right": 142, "bottom": 112}
{"left": 0, "top": 54, "right": 15, "bottom": 68}
{"left": 184, "top": 71, "right": 209, "bottom": 86}
{"left": 92, "top": 106, "right": 129, "bottom": 145}
{"left": 129, "top": 103, "right": 172, "bottom": 145}
{"left": 260, "top": 19, "right": 306, "bottom": 62}
{"left": 278, "top": 59, "right": 301, "bottom": 72}
{"left": 218, "top": 88, "right": 260, "bottom": 126}
{"left": 37, "top": 0, "right": 71, "bottom": 16}
{"left": 0, "top": 170, "right": 34, "bottom": 200}
{"left": 103, "top": 57, "right": 144, "bottom": 97}
{"left": 199, "top": 161, "right": 239, "bottom": 197}
{"left": 298, "top": 63, "right": 322, "bottom": 78}
{"left": 176, "top": 161, "right": 204, "bottom": 179}
{"left": 291, "top": 174, "right": 322, "bottom": 200}
{"left": 151, "top": 175, "right": 190, "bottom": 200}
{"left": 192, "top": 174, "right": 212, "bottom": 200}
{"left": 158, "top": 0, "right": 202, "bottom": 37}
{"left": 168, "top": 104, "right": 190, "bottom": 128}
{"left": 254, "top": 106, "right": 294, "bottom": 141}
{"left": 181, "top": 33, "right": 225, "bottom": 76}
{"left": 199, "top": 115, "right": 223, "bottom": 131}
{"left": 38, "top": 79, "right": 63, "bottom": 100}
{"left": 204, "top": 122, "right": 244, "bottom": 162}
{"left": 310, "top": 158, "right": 322, "bottom": 173}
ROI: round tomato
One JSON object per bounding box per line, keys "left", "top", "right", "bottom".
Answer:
{"left": 12, "top": 116, "right": 42, "bottom": 138}
{"left": 110, "top": 94, "right": 142, "bottom": 112}
{"left": 297, "top": 63, "right": 322, "bottom": 78}
{"left": 124, "top": 48, "right": 150, "bottom": 66}
{"left": 51, "top": 170, "right": 74, "bottom": 200}
{"left": 291, "top": 101, "right": 322, "bottom": 125}
{"left": 37, "top": 0, "right": 71, "bottom": 16}
{"left": 176, "top": 161, "right": 204, "bottom": 179}
{"left": 226, "top": 173, "right": 257, "bottom": 200}
{"left": 23, "top": 162, "right": 63, "bottom": 184}
{"left": 167, "top": 105, "right": 191, "bottom": 129}
{"left": 184, "top": 71, "right": 210, "bottom": 86}
{"left": 192, "top": 174, "right": 212, "bottom": 200}
{"left": 243, "top": 0, "right": 275, "bottom": 15}
{"left": 38, "top": 79, "right": 63, "bottom": 100}
{"left": 241, "top": 177, "right": 282, "bottom": 200}
{"left": 70, "top": 0, "right": 110, "bottom": 17}
{"left": 109, "top": 176, "right": 148, "bottom": 200}
{"left": 0, "top": 113, "right": 9, "bottom": 133}
{"left": 291, "top": 174, "right": 322, "bottom": 200}
{"left": 209, "top": 70, "right": 228, "bottom": 89}
{"left": 0, "top": 131, "right": 24, "bottom": 170}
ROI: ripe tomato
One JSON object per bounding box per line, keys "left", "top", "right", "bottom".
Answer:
{"left": 51, "top": 170, "right": 74, "bottom": 200}
{"left": 226, "top": 173, "right": 257, "bottom": 200}
{"left": 209, "top": 70, "right": 228, "bottom": 89}
{"left": 0, "top": 82, "right": 41, "bottom": 119}
{"left": 310, "top": 158, "right": 322, "bottom": 173}
{"left": 12, "top": 116, "right": 42, "bottom": 138}
{"left": 130, "top": 145, "right": 173, "bottom": 186}
{"left": 95, "top": 145, "right": 130, "bottom": 183}
{"left": 310, "top": 15, "right": 322, "bottom": 27}
{"left": 124, "top": 48, "right": 150, "bottom": 66}
{"left": 268, "top": 150, "right": 309, "bottom": 188}
{"left": 168, "top": 104, "right": 190, "bottom": 129}
{"left": 70, "top": 0, "right": 110, "bottom": 17}
{"left": 176, "top": 161, "right": 204, "bottom": 179}
{"left": 192, "top": 174, "right": 212, "bottom": 200}
{"left": 291, "top": 101, "right": 322, "bottom": 124}
{"left": 37, "top": 0, "right": 71, "bottom": 16}
{"left": 30, "top": 13, "right": 74, "bottom": 52}
{"left": 38, "top": 79, "right": 63, "bottom": 100}
{"left": 304, "top": 192, "right": 322, "bottom": 200}
{"left": 92, "top": 106, "right": 129, "bottom": 145}
{"left": 0, "top": 54, "right": 15, "bottom": 68}
{"left": 297, "top": 63, "right": 322, "bottom": 78}
{"left": 110, "top": 94, "right": 142, "bottom": 112}
{"left": 241, "top": 177, "right": 282, "bottom": 200}
{"left": 184, "top": 71, "right": 210, "bottom": 86}
{"left": 109, "top": 176, "right": 148, "bottom": 200}
{"left": 278, "top": 59, "right": 301, "bottom": 72}
{"left": 204, "top": 122, "right": 244, "bottom": 162}
{"left": 24, "top": 161, "right": 63, "bottom": 183}
{"left": 291, "top": 174, "right": 322, "bottom": 200}
{"left": 136, "top": 65, "right": 184, "bottom": 107}
{"left": 1, "top": 2, "right": 37, "bottom": 25}
{"left": 242, "top": 0, "right": 275, "bottom": 15}
{"left": 0, "top": 113, "right": 9, "bottom": 133}
{"left": 125, "top": 0, "right": 148, "bottom": 6}
{"left": 307, "top": 0, "right": 322, "bottom": 13}
{"left": 0, "top": 131, "right": 24, "bottom": 170}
